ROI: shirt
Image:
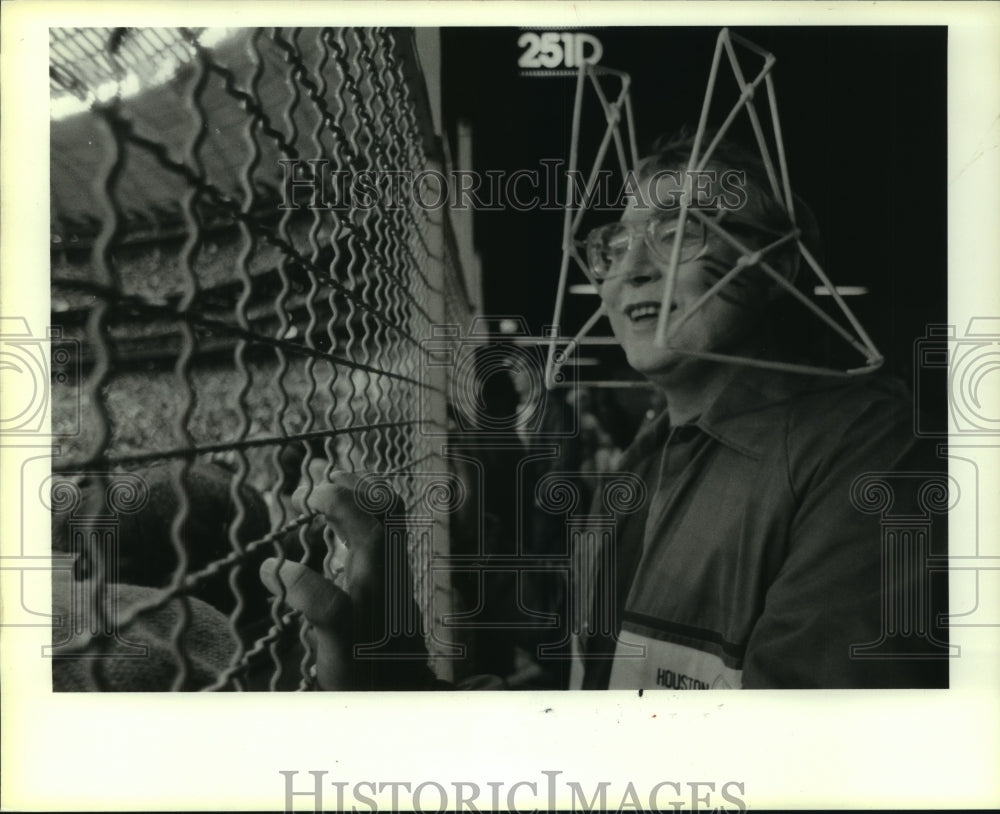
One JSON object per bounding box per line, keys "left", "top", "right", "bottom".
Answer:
{"left": 574, "top": 368, "right": 949, "bottom": 689}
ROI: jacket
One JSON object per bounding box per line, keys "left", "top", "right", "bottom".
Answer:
{"left": 574, "top": 368, "right": 949, "bottom": 689}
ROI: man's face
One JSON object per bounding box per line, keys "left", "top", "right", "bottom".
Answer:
{"left": 594, "top": 169, "right": 772, "bottom": 379}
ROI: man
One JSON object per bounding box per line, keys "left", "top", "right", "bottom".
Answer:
{"left": 260, "top": 133, "right": 949, "bottom": 689}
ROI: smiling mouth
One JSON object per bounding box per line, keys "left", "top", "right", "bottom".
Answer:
{"left": 624, "top": 301, "right": 668, "bottom": 324}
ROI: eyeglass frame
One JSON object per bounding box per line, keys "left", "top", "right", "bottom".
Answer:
{"left": 577, "top": 207, "right": 792, "bottom": 285}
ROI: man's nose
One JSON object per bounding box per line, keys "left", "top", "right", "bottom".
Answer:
{"left": 617, "top": 235, "right": 661, "bottom": 286}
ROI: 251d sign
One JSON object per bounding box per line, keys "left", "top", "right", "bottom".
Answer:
{"left": 517, "top": 31, "right": 603, "bottom": 71}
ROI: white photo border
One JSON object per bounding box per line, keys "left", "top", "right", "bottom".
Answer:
{"left": 2, "top": 2, "right": 998, "bottom": 810}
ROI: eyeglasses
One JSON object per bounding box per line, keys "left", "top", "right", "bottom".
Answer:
{"left": 580, "top": 215, "right": 707, "bottom": 283}
{"left": 580, "top": 210, "right": 790, "bottom": 284}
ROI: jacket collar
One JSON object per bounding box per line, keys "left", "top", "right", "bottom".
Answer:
{"left": 620, "top": 365, "right": 850, "bottom": 467}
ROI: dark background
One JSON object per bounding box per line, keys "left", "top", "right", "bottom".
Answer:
{"left": 441, "top": 26, "right": 947, "bottom": 416}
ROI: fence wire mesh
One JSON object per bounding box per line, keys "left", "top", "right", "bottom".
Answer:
{"left": 49, "top": 27, "right": 473, "bottom": 691}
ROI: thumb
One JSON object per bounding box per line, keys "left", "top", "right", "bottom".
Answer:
{"left": 259, "top": 558, "right": 351, "bottom": 689}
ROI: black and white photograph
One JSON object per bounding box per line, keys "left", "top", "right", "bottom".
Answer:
{"left": 2, "top": 2, "right": 999, "bottom": 811}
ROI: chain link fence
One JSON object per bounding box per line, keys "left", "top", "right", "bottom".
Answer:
{"left": 49, "top": 27, "right": 475, "bottom": 690}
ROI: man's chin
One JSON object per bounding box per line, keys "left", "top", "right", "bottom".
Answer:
{"left": 624, "top": 345, "right": 684, "bottom": 377}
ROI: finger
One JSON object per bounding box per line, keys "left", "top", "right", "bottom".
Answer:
{"left": 305, "top": 473, "right": 386, "bottom": 548}
{"left": 288, "top": 465, "right": 335, "bottom": 514}
{"left": 290, "top": 473, "right": 415, "bottom": 648}
{"left": 259, "top": 558, "right": 349, "bottom": 630}
{"left": 259, "top": 558, "right": 355, "bottom": 690}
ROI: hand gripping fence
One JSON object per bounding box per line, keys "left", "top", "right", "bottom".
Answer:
{"left": 544, "top": 28, "right": 885, "bottom": 390}
{"left": 48, "top": 28, "right": 473, "bottom": 690}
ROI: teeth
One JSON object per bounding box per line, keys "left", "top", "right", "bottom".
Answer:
{"left": 627, "top": 305, "right": 660, "bottom": 320}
